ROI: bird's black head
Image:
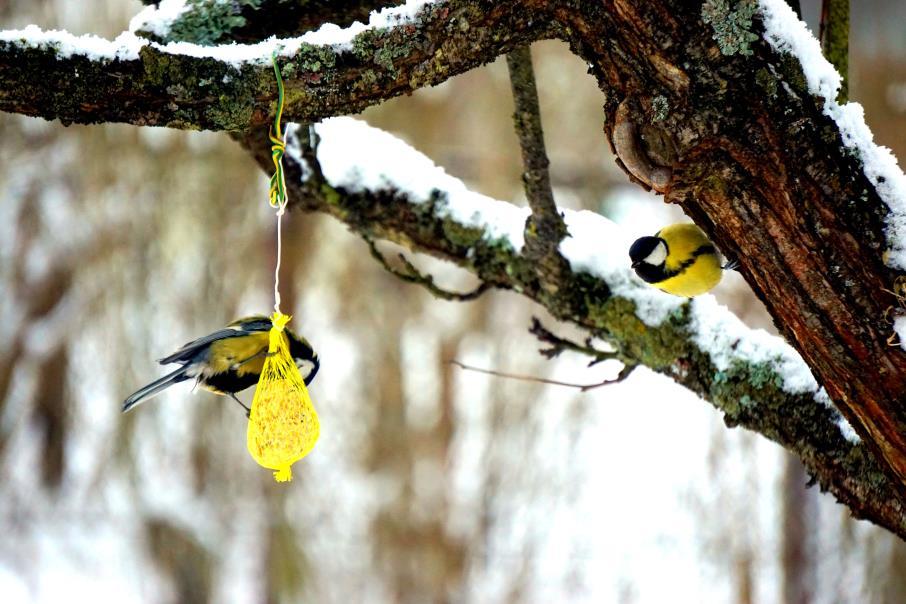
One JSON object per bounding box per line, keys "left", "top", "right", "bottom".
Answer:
{"left": 629, "top": 236, "right": 665, "bottom": 267}
{"left": 629, "top": 235, "right": 668, "bottom": 284}
{"left": 286, "top": 327, "right": 320, "bottom": 386}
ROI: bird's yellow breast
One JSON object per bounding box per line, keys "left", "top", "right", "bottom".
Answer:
{"left": 655, "top": 253, "right": 722, "bottom": 297}
{"left": 658, "top": 224, "right": 711, "bottom": 269}
{"left": 655, "top": 223, "right": 722, "bottom": 297}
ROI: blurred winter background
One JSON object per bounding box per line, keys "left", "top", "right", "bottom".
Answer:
{"left": 2, "top": 0, "right": 906, "bottom": 602}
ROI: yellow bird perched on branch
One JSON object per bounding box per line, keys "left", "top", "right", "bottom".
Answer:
{"left": 629, "top": 223, "right": 734, "bottom": 297}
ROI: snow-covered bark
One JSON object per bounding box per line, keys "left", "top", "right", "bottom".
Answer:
{"left": 0, "top": 0, "right": 554, "bottom": 129}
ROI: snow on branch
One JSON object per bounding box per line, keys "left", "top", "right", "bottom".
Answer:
{"left": 311, "top": 117, "right": 531, "bottom": 247}
{"left": 306, "top": 118, "right": 850, "bottom": 441}
{"left": 130, "top": 0, "right": 413, "bottom": 45}
{"left": 0, "top": 0, "right": 435, "bottom": 65}
{"left": 129, "top": 0, "right": 435, "bottom": 59}
{"left": 0, "top": 0, "right": 547, "bottom": 130}
{"left": 267, "top": 118, "right": 886, "bottom": 513}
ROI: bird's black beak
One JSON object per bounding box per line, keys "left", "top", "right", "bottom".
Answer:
{"left": 631, "top": 261, "right": 640, "bottom": 269}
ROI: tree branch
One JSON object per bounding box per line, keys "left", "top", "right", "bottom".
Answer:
{"left": 528, "top": 317, "right": 617, "bottom": 366}
{"left": 133, "top": 0, "right": 405, "bottom": 45}
{"left": 8, "top": 0, "right": 906, "bottom": 540}
{"left": 567, "top": 0, "right": 906, "bottom": 506}
{"left": 505, "top": 45, "right": 569, "bottom": 282}
{"left": 237, "top": 121, "right": 906, "bottom": 539}
{"left": 365, "top": 237, "right": 490, "bottom": 301}
{"left": 0, "top": 0, "right": 558, "bottom": 130}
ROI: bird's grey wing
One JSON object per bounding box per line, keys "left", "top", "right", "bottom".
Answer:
{"left": 158, "top": 328, "right": 252, "bottom": 365}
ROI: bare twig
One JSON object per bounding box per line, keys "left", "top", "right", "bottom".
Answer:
{"left": 506, "top": 45, "right": 569, "bottom": 274}
{"left": 529, "top": 317, "right": 619, "bottom": 366}
{"left": 449, "top": 359, "right": 636, "bottom": 392}
{"left": 366, "top": 238, "right": 490, "bottom": 301}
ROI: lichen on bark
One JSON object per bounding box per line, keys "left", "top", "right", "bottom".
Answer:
{"left": 701, "top": 0, "right": 760, "bottom": 56}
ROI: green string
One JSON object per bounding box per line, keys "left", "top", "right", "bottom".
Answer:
{"left": 269, "top": 53, "right": 288, "bottom": 312}
{"left": 269, "top": 53, "right": 287, "bottom": 209}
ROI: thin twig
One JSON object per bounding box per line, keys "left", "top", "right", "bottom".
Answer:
{"left": 506, "top": 45, "right": 569, "bottom": 261}
{"left": 529, "top": 317, "right": 618, "bottom": 366}
{"left": 366, "top": 238, "right": 490, "bottom": 301}
{"left": 450, "top": 359, "right": 636, "bottom": 392}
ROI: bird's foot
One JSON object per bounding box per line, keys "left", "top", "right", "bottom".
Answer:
{"left": 229, "top": 393, "right": 251, "bottom": 417}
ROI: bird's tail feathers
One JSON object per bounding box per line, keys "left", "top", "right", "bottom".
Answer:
{"left": 122, "top": 366, "right": 189, "bottom": 413}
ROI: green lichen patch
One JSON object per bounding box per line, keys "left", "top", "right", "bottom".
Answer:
{"left": 651, "top": 95, "right": 670, "bottom": 122}
{"left": 350, "top": 28, "right": 412, "bottom": 77}
{"left": 701, "top": 0, "right": 759, "bottom": 57}
{"left": 713, "top": 359, "right": 784, "bottom": 391}
{"left": 583, "top": 296, "right": 691, "bottom": 370}
{"left": 754, "top": 67, "right": 778, "bottom": 98}
{"left": 320, "top": 183, "right": 342, "bottom": 207}
{"left": 294, "top": 44, "right": 337, "bottom": 74}
{"left": 441, "top": 218, "right": 484, "bottom": 249}
{"left": 204, "top": 94, "right": 255, "bottom": 131}
{"left": 157, "top": 0, "right": 264, "bottom": 45}
{"left": 775, "top": 52, "right": 810, "bottom": 96}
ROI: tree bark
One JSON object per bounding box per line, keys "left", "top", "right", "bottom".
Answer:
{"left": 573, "top": 0, "right": 906, "bottom": 502}
{"left": 0, "top": 1, "right": 558, "bottom": 129}
{"left": 134, "top": 0, "right": 405, "bottom": 45}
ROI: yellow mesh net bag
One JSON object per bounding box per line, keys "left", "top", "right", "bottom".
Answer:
{"left": 246, "top": 311, "right": 320, "bottom": 482}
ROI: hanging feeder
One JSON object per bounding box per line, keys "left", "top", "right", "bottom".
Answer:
{"left": 246, "top": 55, "right": 320, "bottom": 482}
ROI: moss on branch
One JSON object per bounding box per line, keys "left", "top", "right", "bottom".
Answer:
{"left": 135, "top": 0, "right": 404, "bottom": 45}
{"left": 0, "top": 0, "right": 559, "bottom": 130}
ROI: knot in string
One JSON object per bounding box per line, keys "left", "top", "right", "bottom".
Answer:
{"left": 271, "top": 310, "right": 291, "bottom": 332}
{"left": 270, "top": 54, "right": 288, "bottom": 312}
{"left": 269, "top": 53, "right": 288, "bottom": 211}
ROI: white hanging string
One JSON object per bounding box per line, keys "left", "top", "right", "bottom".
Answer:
{"left": 273, "top": 168, "right": 287, "bottom": 313}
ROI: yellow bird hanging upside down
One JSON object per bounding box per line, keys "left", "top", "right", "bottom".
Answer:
{"left": 629, "top": 223, "right": 734, "bottom": 297}
{"left": 123, "top": 315, "right": 319, "bottom": 415}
